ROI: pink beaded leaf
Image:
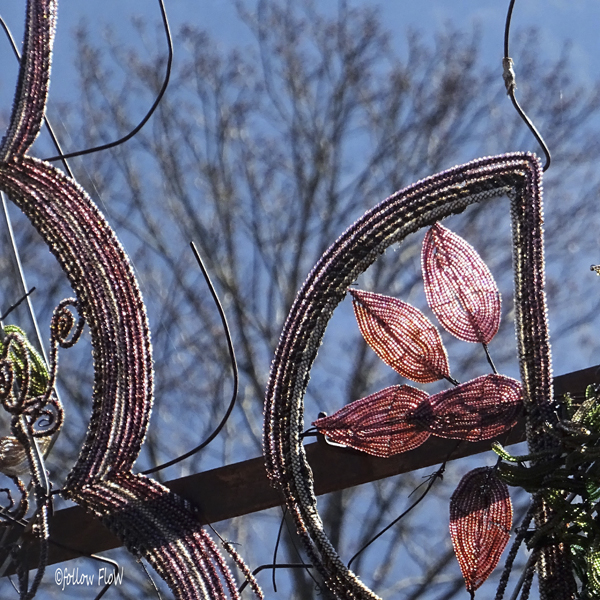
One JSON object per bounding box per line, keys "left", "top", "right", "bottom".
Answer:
{"left": 423, "top": 374, "right": 522, "bottom": 441}
{"left": 450, "top": 467, "right": 512, "bottom": 597}
{"left": 422, "top": 223, "right": 501, "bottom": 344}
{"left": 312, "top": 385, "right": 432, "bottom": 457}
{"left": 350, "top": 289, "right": 450, "bottom": 383}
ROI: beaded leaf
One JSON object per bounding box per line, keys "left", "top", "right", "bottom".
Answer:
{"left": 350, "top": 288, "right": 450, "bottom": 383}
{"left": 0, "top": 325, "right": 49, "bottom": 398}
{"left": 312, "top": 385, "right": 432, "bottom": 457}
{"left": 449, "top": 467, "right": 512, "bottom": 596}
{"left": 422, "top": 223, "right": 501, "bottom": 344}
{"left": 424, "top": 374, "right": 522, "bottom": 441}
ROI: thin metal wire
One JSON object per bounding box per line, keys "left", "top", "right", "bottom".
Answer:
{"left": 347, "top": 440, "right": 464, "bottom": 571}
{"left": 503, "top": 0, "right": 551, "bottom": 171}
{"left": 141, "top": 242, "right": 239, "bottom": 475}
{"left": 0, "top": 288, "right": 35, "bottom": 321}
{"left": 44, "top": 0, "right": 173, "bottom": 163}
{"left": 90, "top": 554, "right": 121, "bottom": 600}
{"left": 138, "top": 558, "right": 163, "bottom": 600}
{"left": 483, "top": 343, "right": 498, "bottom": 374}
{"left": 347, "top": 463, "right": 446, "bottom": 570}
{"left": 445, "top": 374, "right": 460, "bottom": 387}
{"left": 503, "top": 0, "right": 518, "bottom": 59}
{"left": 272, "top": 507, "right": 287, "bottom": 592}
{"left": 0, "top": 193, "right": 49, "bottom": 370}
{"left": 238, "top": 564, "right": 314, "bottom": 595}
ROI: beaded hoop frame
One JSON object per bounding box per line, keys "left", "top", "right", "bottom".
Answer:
{"left": 264, "top": 153, "right": 572, "bottom": 598}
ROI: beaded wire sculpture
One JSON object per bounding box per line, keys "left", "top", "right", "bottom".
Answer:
{"left": 0, "top": 2, "right": 262, "bottom": 599}
{"left": 0, "top": 2, "right": 587, "bottom": 599}
{"left": 312, "top": 223, "right": 522, "bottom": 595}
{"left": 313, "top": 233, "right": 522, "bottom": 458}
{"left": 263, "top": 153, "right": 575, "bottom": 599}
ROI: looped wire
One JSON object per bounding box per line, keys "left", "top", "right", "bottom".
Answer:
{"left": 31, "top": 404, "right": 62, "bottom": 437}
{"left": 503, "top": 0, "right": 551, "bottom": 171}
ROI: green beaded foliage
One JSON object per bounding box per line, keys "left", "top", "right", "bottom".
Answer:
{"left": 585, "top": 538, "right": 600, "bottom": 596}
{"left": 0, "top": 325, "right": 49, "bottom": 398}
{"left": 493, "top": 384, "right": 600, "bottom": 598}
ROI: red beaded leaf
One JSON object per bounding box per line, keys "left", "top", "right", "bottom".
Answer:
{"left": 312, "top": 385, "right": 432, "bottom": 457}
{"left": 422, "top": 223, "right": 501, "bottom": 344}
{"left": 450, "top": 467, "right": 512, "bottom": 596}
{"left": 424, "top": 374, "right": 522, "bottom": 441}
{"left": 350, "top": 289, "right": 450, "bottom": 383}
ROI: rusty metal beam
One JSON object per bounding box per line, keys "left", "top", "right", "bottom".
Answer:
{"left": 6, "top": 364, "right": 598, "bottom": 571}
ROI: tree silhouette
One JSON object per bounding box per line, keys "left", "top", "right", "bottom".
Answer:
{"left": 2, "top": 1, "right": 600, "bottom": 598}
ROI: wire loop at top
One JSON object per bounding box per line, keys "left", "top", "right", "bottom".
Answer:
{"left": 503, "top": 0, "right": 551, "bottom": 171}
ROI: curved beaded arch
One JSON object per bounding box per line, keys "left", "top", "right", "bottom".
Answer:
{"left": 0, "top": 2, "right": 259, "bottom": 598}
{"left": 264, "top": 153, "right": 569, "bottom": 598}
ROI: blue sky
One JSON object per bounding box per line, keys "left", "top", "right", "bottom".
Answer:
{"left": 2, "top": 1, "right": 600, "bottom": 103}
{"left": 1, "top": 0, "right": 599, "bottom": 161}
